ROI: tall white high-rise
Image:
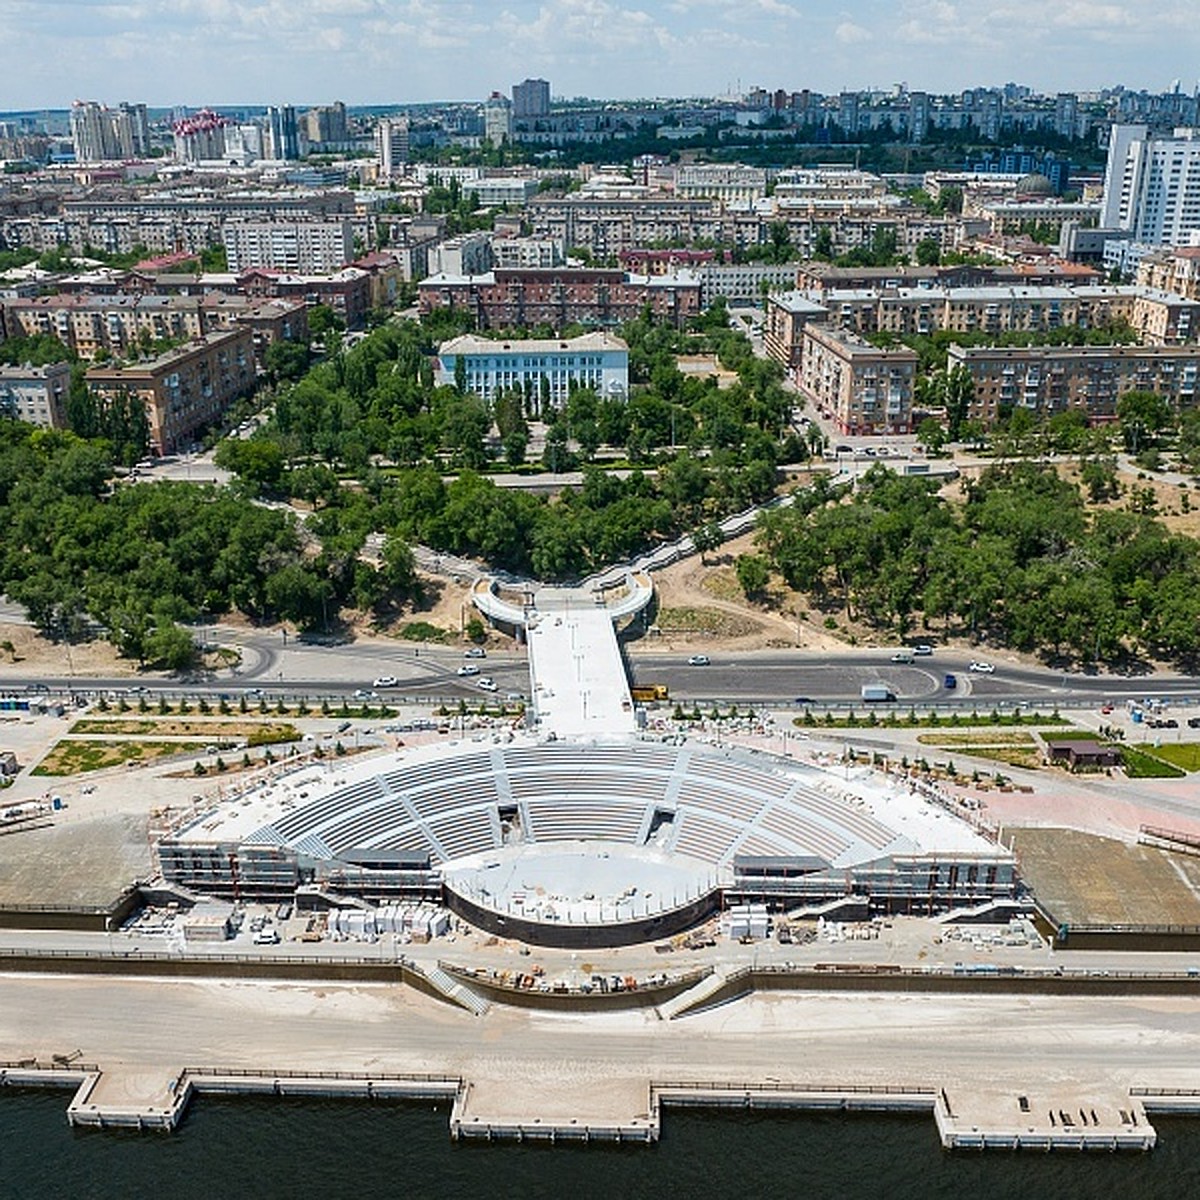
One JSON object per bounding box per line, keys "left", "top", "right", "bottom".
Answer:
{"left": 1101, "top": 124, "right": 1200, "bottom": 245}
{"left": 484, "top": 93, "right": 513, "bottom": 145}
{"left": 70, "top": 100, "right": 150, "bottom": 161}
{"left": 376, "top": 117, "right": 409, "bottom": 177}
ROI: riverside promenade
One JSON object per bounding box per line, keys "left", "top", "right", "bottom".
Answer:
{"left": 3, "top": 970, "right": 1199, "bottom": 1150}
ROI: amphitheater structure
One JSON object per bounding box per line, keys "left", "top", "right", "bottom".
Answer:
{"left": 156, "top": 574, "right": 1016, "bottom": 948}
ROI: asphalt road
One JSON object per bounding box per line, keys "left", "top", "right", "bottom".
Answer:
{"left": 4, "top": 642, "right": 1198, "bottom": 711}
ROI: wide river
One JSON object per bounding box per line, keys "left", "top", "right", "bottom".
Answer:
{"left": 4, "top": 1088, "right": 1200, "bottom": 1199}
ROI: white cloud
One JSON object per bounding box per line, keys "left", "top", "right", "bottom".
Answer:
{"left": 2, "top": 0, "right": 1200, "bottom": 107}
{"left": 835, "top": 20, "right": 872, "bottom": 44}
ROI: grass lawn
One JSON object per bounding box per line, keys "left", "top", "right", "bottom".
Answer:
{"left": 71, "top": 718, "right": 300, "bottom": 741}
{"left": 1122, "top": 746, "right": 1187, "bottom": 779}
{"left": 33, "top": 740, "right": 210, "bottom": 776}
{"left": 1133, "top": 742, "right": 1200, "bottom": 773}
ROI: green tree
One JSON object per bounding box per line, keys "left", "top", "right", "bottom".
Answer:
{"left": 735, "top": 554, "right": 771, "bottom": 598}
{"left": 1117, "top": 390, "right": 1172, "bottom": 453}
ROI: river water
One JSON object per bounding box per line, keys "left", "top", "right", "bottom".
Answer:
{"left": 3, "top": 1089, "right": 1199, "bottom": 1200}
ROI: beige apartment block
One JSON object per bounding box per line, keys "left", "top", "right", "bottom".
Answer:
{"left": 947, "top": 342, "right": 1200, "bottom": 424}
{"left": 85, "top": 327, "right": 255, "bottom": 455}
{"left": 798, "top": 324, "right": 917, "bottom": 435}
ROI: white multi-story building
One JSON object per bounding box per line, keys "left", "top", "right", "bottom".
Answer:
{"left": 0, "top": 362, "right": 71, "bottom": 429}
{"left": 472, "top": 177, "right": 539, "bottom": 207}
{"left": 484, "top": 93, "right": 513, "bottom": 144}
{"left": 70, "top": 100, "right": 151, "bottom": 161}
{"left": 492, "top": 236, "right": 565, "bottom": 268}
{"left": 674, "top": 164, "right": 768, "bottom": 206}
{"left": 1101, "top": 124, "right": 1200, "bottom": 246}
{"left": 376, "top": 117, "right": 409, "bottom": 178}
{"left": 436, "top": 331, "right": 628, "bottom": 412}
{"left": 224, "top": 219, "right": 355, "bottom": 273}
{"left": 427, "top": 232, "right": 494, "bottom": 277}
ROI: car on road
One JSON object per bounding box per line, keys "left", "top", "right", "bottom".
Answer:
{"left": 794, "top": 696, "right": 814, "bottom": 705}
{"left": 1189, "top": 717, "right": 1200, "bottom": 729}
{"left": 464, "top": 647, "right": 487, "bottom": 659}
{"left": 913, "top": 644, "right": 934, "bottom": 656}
{"left": 968, "top": 661, "right": 995, "bottom": 674}
{"left": 476, "top": 677, "right": 498, "bottom": 692}
{"left": 943, "top": 674, "right": 957, "bottom": 689}
{"left": 890, "top": 650, "right": 914, "bottom": 663}
{"left": 457, "top": 664, "right": 480, "bottom": 677}
{"left": 372, "top": 676, "right": 398, "bottom": 688}
{"left": 353, "top": 688, "right": 376, "bottom": 699}
{"left": 687, "top": 654, "right": 711, "bottom": 666}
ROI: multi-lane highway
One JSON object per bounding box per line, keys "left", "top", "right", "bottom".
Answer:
{"left": 4, "top": 636, "right": 1197, "bottom": 712}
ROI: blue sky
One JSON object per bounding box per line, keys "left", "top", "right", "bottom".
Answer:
{"left": 2, "top": 0, "right": 1199, "bottom": 108}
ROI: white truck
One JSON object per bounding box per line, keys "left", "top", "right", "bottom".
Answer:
{"left": 861, "top": 683, "right": 897, "bottom": 703}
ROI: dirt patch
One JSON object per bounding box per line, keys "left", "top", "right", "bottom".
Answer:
{"left": 0, "top": 623, "right": 134, "bottom": 679}
{"left": 642, "top": 528, "right": 848, "bottom": 655}
{"left": 1010, "top": 827, "right": 1200, "bottom": 927}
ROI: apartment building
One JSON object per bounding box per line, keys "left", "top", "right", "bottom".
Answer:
{"left": 237, "top": 267, "right": 371, "bottom": 330}
{"left": 427, "top": 232, "right": 494, "bottom": 277}
{"left": 1101, "top": 124, "right": 1200, "bottom": 246}
{"left": 223, "top": 219, "right": 355, "bottom": 274}
{"left": 1, "top": 293, "right": 307, "bottom": 367}
{"left": 814, "top": 285, "right": 1197, "bottom": 343}
{"left": 698, "top": 262, "right": 797, "bottom": 307}
{"left": 763, "top": 291, "right": 830, "bottom": 373}
{"left": 436, "top": 332, "right": 628, "bottom": 411}
{"left": 70, "top": 100, "right": 151, "bottom": 162}
{"left": 0, "top": 362, "right": 72, "bottom": 429}
{"left": 85, "top": 327, "right": 255, "bottom": 454}
{"left": 797, "top": 324, "right": 917, "bottom": 435}
{"left": 512, "top": 79, "right": 551, "bottom": 119}
{"left": 947, "top": 342, "right": 1200, "bottom": 424}
{"left": 375, "top": 117, "right": 410, "bottom": 177}
{"left": 491, "top": 236, "right": 565, "bottom": 269}
{"left": 418, "top": 267, "right": 701, "bottom": 329}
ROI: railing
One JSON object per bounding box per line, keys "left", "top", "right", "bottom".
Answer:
{"left": 653, "top": 1079, "right": 935, "bottom": 1096}
{"left": 182, "top": 1065, "right": 460, "bottom": 1085}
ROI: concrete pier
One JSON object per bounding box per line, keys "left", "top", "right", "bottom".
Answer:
{"left": 4, "top": 1057, "right": 1163, "bottom": 1152}
{"left": 934, "top": 1086, "right": 1156, "bottom": 1150}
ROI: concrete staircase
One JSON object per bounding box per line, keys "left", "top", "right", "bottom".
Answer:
{"left": 415, "top": 962, "right": 491, "bottom": 1016}
{"left": 657, "top": 968, "right": 735, "bottom": 1020}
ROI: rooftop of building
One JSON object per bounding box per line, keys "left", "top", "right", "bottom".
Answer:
{"left": 438, "top": 331, "right": 628, "bottom": 356}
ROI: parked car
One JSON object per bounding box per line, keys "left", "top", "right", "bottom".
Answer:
{"left": 464, "top": 646, "right": 487, "bottom": 658}
{"left": 457, "top": 664, "right": 480, "bottom": 677}
{"left": 968, "top": 661, "right": 995, "bottom": 674}
{"left": 687, "top": 654, "right": 711, "bottom": 666}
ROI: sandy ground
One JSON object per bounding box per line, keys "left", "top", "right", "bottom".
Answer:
{"left": 0, "top": 621, "right": 134, "bottom": 678}
{"left": 639, "top": 528, "right": 849, "bottom": 655}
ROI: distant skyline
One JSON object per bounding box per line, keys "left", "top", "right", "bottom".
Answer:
{"left": 2, "top": 0, "right": 1199, "bottom": 110}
